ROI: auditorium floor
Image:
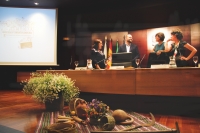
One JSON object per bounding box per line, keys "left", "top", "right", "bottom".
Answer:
{"left": 0, "top": 90, "right": 200, "bottom": 133}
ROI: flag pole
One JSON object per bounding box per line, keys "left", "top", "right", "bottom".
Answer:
{"left": 104, "top": 36, "right": 107, "bottom": 59}
{"left": 106, "top": 38, "right": 112, "bottom": 69}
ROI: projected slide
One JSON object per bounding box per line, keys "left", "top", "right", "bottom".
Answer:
{"left": 0, "top": 7, "right": 57, "bottom": 65}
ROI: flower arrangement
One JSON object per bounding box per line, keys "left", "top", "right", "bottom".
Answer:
{"left": 86, "top": 99, "right": 109, "bottom": 120}
{"left": 21, "top": 70, "right": 80, "bottom": 103}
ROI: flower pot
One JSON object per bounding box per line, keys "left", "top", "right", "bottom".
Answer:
{"left": 100, "top": 115, "right": 115, "bottom": 131}
{"left": 45, "top": 92, "right": 64, "bottom": 111}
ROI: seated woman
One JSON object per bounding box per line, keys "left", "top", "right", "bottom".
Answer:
{"left": 147, "top": 32, "right": 168, "bottom": 68}
{"left": 165, "top": 29, "right": 197, "bottom": 67}
{"left": 153, "top": 32, "right": 165, "bottom": 55}
{"left": 90, "top": 39, "right": 106, "bottom": 69}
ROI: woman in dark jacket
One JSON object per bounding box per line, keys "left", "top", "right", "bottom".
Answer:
{"left": 90, "top": 39, "right": 106, "bottom": 69}
{"left": 165, "top": 29, "right": 197, "bottom": 67}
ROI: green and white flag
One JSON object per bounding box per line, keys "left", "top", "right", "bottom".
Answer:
{"left": 116, "top": 40, "right": 119, "bottom": 53}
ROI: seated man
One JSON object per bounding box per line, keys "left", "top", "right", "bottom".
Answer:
{"left": 147, "top": 32, "right": 169, "bottom": 68}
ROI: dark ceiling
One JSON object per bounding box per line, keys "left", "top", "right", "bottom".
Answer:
{"left": 0, "top": 0, "right": 66, "bottom": 8}
{"left": 0, "top": 0, "right": 175, "bottom": 9}
{"left": 0, "top": 0, "right": 199, "bottom": 25}
{"left": 0, "top": 0, "right": 181, "bottom": 17}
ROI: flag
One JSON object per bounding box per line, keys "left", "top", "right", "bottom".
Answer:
{"left": 106, "top": 38, "right": 112, "bottom": 69}
{"left": 103, "top": 36, "right": 107, "bottom": 58}
{"left": 116, "top": 40, "right": 119, "bottom": 53}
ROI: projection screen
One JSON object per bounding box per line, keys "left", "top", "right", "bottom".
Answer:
{"left": 0, "top": 7, "right": 57, "bottom": 66}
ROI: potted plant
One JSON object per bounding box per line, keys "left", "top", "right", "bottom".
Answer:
{"left": 21, "top": 70, "right": 80, "bottom": 111}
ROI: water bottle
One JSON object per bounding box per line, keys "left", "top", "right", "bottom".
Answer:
{"left": 87, "top": 59, "right": 93, "bottom": 69}
{"left": 169, "top": 56, "right": 177, "bottom": 68}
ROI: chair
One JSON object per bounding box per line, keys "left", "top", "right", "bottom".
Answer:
{"left": 147, "top": 52, "right": 169, "bottom": 68}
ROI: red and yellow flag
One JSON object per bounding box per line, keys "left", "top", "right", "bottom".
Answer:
{"left": 106, "top": 38, "right": 112, "bottom": 69}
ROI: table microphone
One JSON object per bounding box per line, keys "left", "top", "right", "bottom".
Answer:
{"left": 140, "top": 54, "right": 146, "bottom": 64}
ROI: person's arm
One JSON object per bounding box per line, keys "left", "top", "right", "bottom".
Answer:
{"left": 156, "top": 50, "right": 162, "bottom": 55}
{"left": 95, "top": 64, "right": 101, "bottom": 69}
{"left": 181, "top": 43, "right": 197, "bottom": 61}
{"left": 153, "top": 45, "right": 156, "bottom": 52}
{"left": 164, "top": 39, "right": 172, "bottom": 52}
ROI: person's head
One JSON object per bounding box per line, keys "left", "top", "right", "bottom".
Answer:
{"left": 170, "top": 29, "right": 183, "bottom": 41}
{"left": 93, "top": 39, "right": 103, "bottom": 50}
{"left": 155, "top": 32, "right": 165, "bottom": 42}
{"left": 126, "top": 34, "right": 133, "bottom": 44}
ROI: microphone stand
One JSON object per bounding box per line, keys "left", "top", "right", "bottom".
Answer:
{"left": 140, "top": 54, "right": 146, "bottom": 64}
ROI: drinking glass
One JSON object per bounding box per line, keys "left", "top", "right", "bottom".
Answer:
{"left": 74, "top": 61, "right": 79, "bottom": 68}
{"left": 193, "top": 56, "right": 198, "bottom": 67}
{"left": 135, "top": 59, "right": 140, "bottom": 68}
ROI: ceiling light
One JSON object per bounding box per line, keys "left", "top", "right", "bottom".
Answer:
{"left": 34, "top": 2, "right": 39, "bottom": 5}
{"left": 6, "top": 0, "right": 10, "bottom": 1}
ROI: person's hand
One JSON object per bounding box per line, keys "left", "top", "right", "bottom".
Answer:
{"left": 95, "top": 64, "right": 101, "bottom": 69}
{"left": 180, "top": 56, "right": 188, "bottom": 61}
{"left": 166, "top": 38, "right": 172, "bottom": 42}
{"left": 156, "top": 50, "right": 161, "bottom": 55}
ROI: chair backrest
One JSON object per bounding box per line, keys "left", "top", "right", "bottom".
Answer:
{"left": 148, "top": 52, "right": 170, "bottom": 68}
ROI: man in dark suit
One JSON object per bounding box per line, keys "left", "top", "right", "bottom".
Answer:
{"left": 118, "top": 34, "right": 140, "bottom": 68}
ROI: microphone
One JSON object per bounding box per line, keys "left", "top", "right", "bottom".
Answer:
{"left": 131, "top": 54, "right": 145, "bottom": 62}
{"left": 140, "top": 54, "right": 146, "bottom": 64}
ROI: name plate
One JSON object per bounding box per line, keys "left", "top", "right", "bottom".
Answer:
{"left": 75, "top": 67, "right": 87, "bottom": 70}
{"left": 151, "top": 64, "right": 169, "bottom": 68}
{"left": 110, "top": 66, "right": 124, "bottom": 69}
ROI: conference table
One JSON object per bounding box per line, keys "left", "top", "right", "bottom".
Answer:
{"left": 17, "top": 67, "right": 200, "bottom": 97}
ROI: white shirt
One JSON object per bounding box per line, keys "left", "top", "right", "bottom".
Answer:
{"left": 126, "top": 44, "right": 130, "bottom": 53}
